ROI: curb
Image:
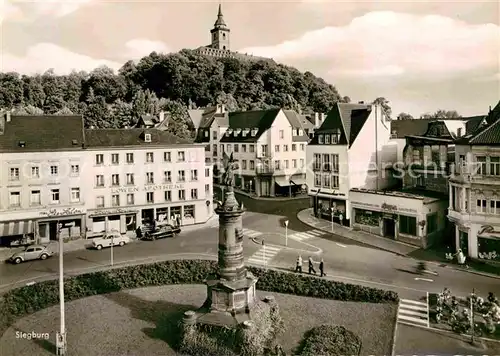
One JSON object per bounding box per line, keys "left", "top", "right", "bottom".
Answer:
{"left": 249, "top": 236, "right": 321, "bottom": 254}
{"left": 391, "top": 301, "right": 401, "bottom": 356}
{"left": 214, "top": 184, "right": 308, "bottom": 202}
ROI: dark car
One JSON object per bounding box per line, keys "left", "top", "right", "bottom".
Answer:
{"left": 142, "top": 224, "right": 181, "bottom": 241}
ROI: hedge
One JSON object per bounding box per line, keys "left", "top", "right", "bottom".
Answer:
{"left": 296, "top": 325, "right": 362, "bottom": 356}
{"left": 0, "top": 259, "right": 398, "bottom": 337}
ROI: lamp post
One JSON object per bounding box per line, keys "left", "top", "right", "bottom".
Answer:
{"left": 470, "top": 288, "right": 475, "bottom": 344}
{"left": 284, "top": 220, "right": 289, "bottom": 247}
{"left": 56, "top": 222, "right": 67, "bottom": 355}
{"left": 249, "top": 180, "right": 253, "bottom": 193}
{"left": 330, "top": 207, "right": 334, "bottom": 232}
{"left": 262, "top": 240, "right": 266, "bottom": 269}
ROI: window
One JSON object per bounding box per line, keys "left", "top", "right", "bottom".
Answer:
{"left": 30, "top": 190, "right": 41, "bottom": 205}
{"left": 205, "top": 168, "right": 210, "bottom": 177}
{"left": 179, "top": 190, "right": 186, "bottom": 200}
{"left": 284, "top": 145, "right": 289, "bottom": 152}
{"left": 96, "top": 196, "right": 105, "bottom": 208}
{"left": 213, "top": 131, "right": 217, "bottom": 140}
{"left": 477, "top": 199, "right": 487, "bottom": 213}
{"left": 212, "top": 145, "right": 218, "bottom": 156}
{"left": 126, "top": 153, "right": 134, "bottom": 163}
{"left": 322, "top": 174, "right": 330, "bottom": 188}
{"left": 285, "top": 160, "right": 289, "bottom": 169}
{"left": 111, "top": 153, "right": 119, "bottom": 164}
{"left": 292, "top": 144, "right": 296, "bottom": 151}
{"left": 205, "top": 184, "right": 210, "bottom": 193}
{"left": 279, "top": 130, "right": 284, "bottom": 139}
{"left": 427, "top": 213, "right": 438, "bottom": 234}
{"left": 112, "top": 194, "right": 120, "bottom": 207}
{"left": 96, "top": 175, "right": 104, "bottom": 187}
{"left": 96, "top": 154, "right": 104, "bottom": 165}
{"left": 184, "top": 205, "right": 195, "bottom": 219}
{"left": 490, "top": 157, "right": 500, "bottom": 176}
{"left": 332, "top": 129, "right": 341, "bottom": 143}
{"left": 250, "top": 160, "right": 255, "bottom": 170}
{"left": 70, "top": 165, "right": 79, "bottom": 176}
{"left": 292, "top": 159, "right": 297, "bottom": 168}
{"left": 178, "top": 170, "right": 185, "bottom": 182}
{"left": 9, "top": 167, "right": 20, "bottom": 180}
{"left": 412, "top": 149, "right": 420, "bottom": 163}
{"left": 146, "top": 172, "right": 154, "bottom": 184}
{"left": 126, "top": 194, "right": 134, "bottom": 205}
{"left": 205, "top": 144, "right": 210, "bottom": 152}
{"left": 318, "top": 135, "right": 324, "bottom": 144}
{"left": 51, "top": 189, "right": 60, "bottom": 204}
{"left": 31, "top": 166, "right": 40, "bottom": 178}
{"left": 191, "top": 170, "right": 198, "bottom": 181}
{"left": 111, "top": 174, "right": 120, "bottom": 186}
{"left": 242, "top": 144, "right": 247, "bottom": 153}
{"left": 220, "top": 144, "right": 224, "bottom": 153}
{"left": 322, "top": 154, "right": 331, "bottom": 171}
{"left": 50, "top": 165, "right": 58, "bottom": 176}
{"left": 416, "top": 175, "right": 425, "bottom": 187}
{"left": 325, "top": 135, "right": 330, "bottom": 144}
{"left": 234, "top": 144, "right": 239, "bottom": 153}
{"left": 9, "top": 192, "right": 20, "bottom": 207}
{"left": 146, "top": 152, "right": 154, "bottom": 163}
{"left": 164, "top": 171, "right": 171, "bottom": 183}
{"left": 476, "top": 156, "right": 487, "bottom": 175}
{"left": 227, "top": 144, "right": 231, "bottom": 152}
{"left": 161, "top": 190, "right": 170, "bottom": 202}
{"left": 261, "top": 145, "right": 268, "bottom": 156}
{"left": 399, "top": 215, "right": 417, "bottom": 236}
{"left": 71, "top": 188, "right": 80, "bottom": 202}
{"left": 126, "top": 173, "right": 134, "bottom": 185}
{"left": 204, "top": 131, "right": 209, "bottom": 138}
{"left": 274, "top": 160, "right": 281, "bottom": 170}
{"left": 191, "top": 188, "right": 198, "bottom": 199}
{"left": 249, "top": 145, "right": 255, "bottom": 153}
{"left": 242, "top": 160, "right": 247, "bottom": 169}
{"left": 490, "top": 200, "right": 500, "bottom": 214}
{"left": 300, "top": 144, "right": 305, "bottom": 151}
{"left": 146, "top": 192, "right": 154, "bottom": 203}
{"left": 314, "top": 154, "right": 321, "bottom": 171}
{"left": 331, "top": 175, "right": 339, "bottom": 188}
{"left": 178, "top": 151, "right": 185, "bottom": 162}
{"left": 431, "top": 145, "right": 440, "bottom": 163}
{"left": 275, "top": 145, "right": 280, "bottom": 152}
{"left": 314, "top": 174, "right": 321, "bottom": 187}
{"left": 331, "top": 154, "right": 339, "bottom": 172}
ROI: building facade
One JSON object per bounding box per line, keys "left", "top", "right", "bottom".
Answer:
{"left": 0, "top": 113, "right": 87, "bottom": 246}
{"left": 448, "top": 102, "right": 500, "bottom": 261}
{"left": 306, "top": 102, "right": 397, "bottom": 225}
{"left": 218, "top": 108, "right": 309, "bottom": 197}
{"left": 191, "top": 104, "right": 229, "bottom": 164}
{"left": 82, "top": 129, "right": 213, "bottom": 235}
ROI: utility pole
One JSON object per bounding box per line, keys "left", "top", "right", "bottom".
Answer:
{"left": 262, "top": 240, "right": 266, "bottom": 269}
{"left": 56, "top": 221, "right": 67, "bottom": 355}
{"left": 284, "top": 220, "right": 289, "bottom": 247}
{"left": 330, "top": 207, "right": 334, "bottom": 232}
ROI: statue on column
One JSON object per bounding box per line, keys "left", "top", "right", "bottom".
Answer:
{"left": 222, "top": 152, "right": 238, "bottom": 190}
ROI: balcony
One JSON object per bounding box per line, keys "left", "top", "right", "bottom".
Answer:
{"left": 256, "top": 166, "right": 274, "bottom": 175}
{"left": 449, "top": 163, "right": 500, "bottom": 185}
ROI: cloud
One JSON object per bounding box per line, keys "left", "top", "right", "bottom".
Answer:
{"left": 123, "top": 39, "right": 170, "bottom": 60}
{"left": 3, "top": 0, "right": 94, "bottom": 22}
{"left": 238, "top": 11, "right": 500, "bottom": 79}
{"left": 1, "top": 43, "right": 121, "bottom": 75}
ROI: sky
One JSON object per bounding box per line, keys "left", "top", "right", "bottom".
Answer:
{"left": 1, "top": 0, "right": 499, "bottom": 117}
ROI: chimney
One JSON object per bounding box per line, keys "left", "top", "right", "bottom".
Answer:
{"left": 320, "top": 113, "right": 326, "bottom": 122}
{"left": 217, "top": 104, "right": 226, "bottom": 114}
{"left": 314, "top": 112, "right": 320, "bottom": 128}
{"left": 159, "top": 111, "right": 165, "bottom": 122}
{"left": 489, "top": 105, "right": 492, "bottom": 114}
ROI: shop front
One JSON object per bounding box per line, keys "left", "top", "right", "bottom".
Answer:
{"left": 453, "top": 222, "right": 500, "bottom": 261}
{"left": 350, "top": 188, "right": 448, "bottom": 248}
{"left": 87, "top": 208, "right": 139, "bottom": 236}
{"left": 309, "top": 188, "right": 349, "bottom": 225}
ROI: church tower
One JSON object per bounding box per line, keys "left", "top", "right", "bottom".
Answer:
{"left": 210, "top": 4, "right": 230, "bottom": 51}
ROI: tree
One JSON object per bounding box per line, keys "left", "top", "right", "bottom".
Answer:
{"left": 216, "top": 92, "right": 239, "bottom": 112}
{"left": 342, "top": 96, "right": 351, "bottom": 103}
{"left": 372, "top": 97, "right": 392, "bottom": 119}
{"left": 41, "top": 70, "right": 65, "bottom": 113}
{"left": 111, "top": 100, "right": 134, "bottom": 128}
{"left": 54, "top": 107, "right": 74, "bottom": 115}
{"left": 159, "top": 99, "right": 193, "bottom": 139}
{"left": 397, "top": 112, "right": 414, "bottom": 120}
{"left": 420, "top": 110, "right": 461, "bottom": 119}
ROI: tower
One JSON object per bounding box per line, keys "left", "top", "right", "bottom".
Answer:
{"left": 210, "top": 4, "right": 230, "bottom": 51}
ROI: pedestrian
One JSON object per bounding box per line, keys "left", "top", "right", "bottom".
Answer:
{"left": 295, "top": 255, "right": 303, "bottom": 273}
{"left": 135, "top": 226, "right": 142, "bottom": 239}
{"left": 456, "top": 249, "right": 468, "bottom": 268}
{"left": 308, "top": 256, "right": 317, "bottom": 275}
{"left": 319, "top": 258, "right": 325, "bottom": 277}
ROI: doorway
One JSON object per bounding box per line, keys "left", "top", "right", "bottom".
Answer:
{"left": 141, "top": 209, "right": 154, "bottom": 225}
{"left": 383, "top": 218, "right": 395, "bottom": 239}
{"left": 459, "top": 230, "right": 469, "bottom": 255}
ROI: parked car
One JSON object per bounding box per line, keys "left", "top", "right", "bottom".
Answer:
{"left": 92, "top": 231, "right": 130, "bottom": 250}
{"left": 142, "top": 224, "right": 181, "bottom": 241}
{"left": 8, "top": 244, "right": 54, "bottom": 264}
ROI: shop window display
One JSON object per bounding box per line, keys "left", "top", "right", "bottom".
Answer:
{"left": 478, "top": 237, "right": 500, "bottom": 261}
{"left": 354, "top": 209, "right": 380, "bottom": 227}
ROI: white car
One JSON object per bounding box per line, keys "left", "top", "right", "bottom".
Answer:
{"left": 92, "top": 231, "right": 130, "bottom": 250}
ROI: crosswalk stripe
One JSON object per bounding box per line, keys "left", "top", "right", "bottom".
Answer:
{"left": 247, "top": 246, "right": 282, "bottom": 264}
{"left": 401, "top": 304, "right": 427, "bottom": 312}
{"left": 400, "top": 299, "right": 427, "bottom": 306}
{"left": 397, "top": 298, "right": 429, "bottom": 328}
{"left": 398, "top": 315, "right": 428, "bottom": 326}
{"left": 309, "top": 230, "right": 323, "bottom": 236}
{"left": 399, "top": 309, "right": 427, "bottom": 318}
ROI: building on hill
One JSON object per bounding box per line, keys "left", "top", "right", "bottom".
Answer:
{"left": 306, "top": 102, "right": 397, "bottom": 226}
{"left": 448, "top": 100, "right": 500, "bottom": 260}
{"left": 191, "top": 104, "right": 229, "bottom": 164}
{"left": 135, "top": 111, "right": 170, "bottom": 130}
{"left": 193, "top": 4, "right": 274, "bottom": 63}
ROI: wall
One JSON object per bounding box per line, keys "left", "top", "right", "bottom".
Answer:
{"left": 306, "top": 144, "right": 349, "bottom": 197}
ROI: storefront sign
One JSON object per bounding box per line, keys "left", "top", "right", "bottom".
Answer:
{"left": 478, "top": 225, "right": 500, "bottom": 238}
{"left": 143, "top": 184, "right": 184, "bottom": 192}
{"left": 90, "top": 208, "right": 139, "bottom": 217}
{"left": 351, "top": 201, "right": 379, "bottom": 208}
{"left": 381, "top": 203, "right": 397, "bottom": 211}
{"left": 39, "top": 207, "right": 83, "bottom": 218}
{"left": 111, "top": 187, "right": 140, "bottom": 194}
{"left": 352, "top": 201, "right": 417, "bottom": 214}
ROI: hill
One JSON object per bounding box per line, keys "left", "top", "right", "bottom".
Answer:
{"left": 0, "top": 49, "right": 346, "bottom": 137}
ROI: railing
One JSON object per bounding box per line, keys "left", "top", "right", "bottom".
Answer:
{"left": 255, "top": 166, "right": 275, "bottom": 175}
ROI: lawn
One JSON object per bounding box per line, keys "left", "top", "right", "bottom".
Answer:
{"left": 0, "top": 284, "right": 397, "bottom": 356}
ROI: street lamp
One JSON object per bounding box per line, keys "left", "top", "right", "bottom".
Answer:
{"left": 284, "top": 220, "right": 289, "bottom": 247}
{"left": 330, "top": 207, "right": 335, "bottom": 232}
{"left": 249, "top": 180, "right": 253, "bottom": 193}
{"left": 470, "top": 288, "right": 475, "bottom": 344}
{"left": 262, "top": 240, "right": 266, "bottom": 270}
{"left": 56, "top": 222, "right": 67, "bottom": 355}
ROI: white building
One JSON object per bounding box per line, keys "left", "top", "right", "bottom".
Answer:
{"left": 306, "top": 102, "right": 397, "bottom": 225}
{"left": 0, "top": 113, "right": 87, "bottom": 246}
{"left": 82, "top": 128, "right": 213, "bottom": 234}
{"left": 218, "top": 108, "right": 310, "bottom": 197}
{"left": 448, "top": 101, "right": 500, "bottom": 260}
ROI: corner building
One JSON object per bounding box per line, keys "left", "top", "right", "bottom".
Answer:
{"left": 82, "top": 129, "right": 213, "bottom": 234}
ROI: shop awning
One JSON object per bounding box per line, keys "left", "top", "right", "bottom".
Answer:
{"left": 290, "top": 177, "right": 306, "bottom": 186}
{"left": 0, "top": 220, "right": 35, "bottom": 237}
{"left": 275, "top": 177, "right": 292, "bottom": 187}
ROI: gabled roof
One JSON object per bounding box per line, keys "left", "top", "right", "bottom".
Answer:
{"left": 0, "top": 115, "right": 85, "bottom": 152}
{"left": 219, "top": 108, "right": 280, "bottom": 142}
{"left": 465, "top": 115, "right": 487, "bottom": 134}
{"left": 84, "top": 128, "right": 193, "bottom": 148}
{"left": 486, "top": 100, "right": 500, "bottom": 125}
{"left": 194, "top": 106, "right": 228, "bottom": 130}
{"left": 187, "top": 109, "right": 204, "bottom": 130}
{"left": 455, "top": 101, "right": 500, "bottom": 145}
{"left": 310, "top": 103, "right": 371, "bottom": 147}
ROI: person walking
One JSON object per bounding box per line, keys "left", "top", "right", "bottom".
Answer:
{"left": 295, "top": 255, "right": 303, "bottom": 273}
{"left": 319, "top": 258, "right": 325, "bottom": 277}
{"left": 308, "top": 256, "right": 317, "bottom": 275}
{"left": 456, "top": 249, "right": 469, "bottom": 268}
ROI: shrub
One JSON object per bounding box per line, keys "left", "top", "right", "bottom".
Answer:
{"left": 0, "top": 259, "right": 398, "bottom": 337}
{"left": 296, "top": 325, "right": 362, "bottom": 356}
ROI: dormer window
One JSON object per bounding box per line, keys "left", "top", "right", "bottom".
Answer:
{"left": 251, "top": 128, "right": 258, "bottom": 136}
{"left": 204, "top": 131, "right": 209, "bottom": 138}
{"left": 325, "top": 135, "right": 330, "bottom": 144}
{"left": 299, "top": 129, "right": 303, "bottom": 136}
{"left": 144, "top": 133, "right": 151, "bottom": 142}
{"left": 18, "top": 141, "right": 26, "bottom": 147}
{"left": 318, "top": 135, "right": 324, "bottom": 144}
{"left": 332, "top": 129, "right": 341, "bottom": 144}
{"left": 457, "top": 128, "right": 462, "bottom": 137}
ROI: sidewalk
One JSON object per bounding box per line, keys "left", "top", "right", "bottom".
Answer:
{"left": 297, "top": 208, "right": 418, "bottom": 256}
{"left": 214, "top": 184, "right": 308, "bottom": 202}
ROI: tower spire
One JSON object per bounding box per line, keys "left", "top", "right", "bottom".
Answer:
{"left": 214, "top": 2, "right": 227, "bottom": 28}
